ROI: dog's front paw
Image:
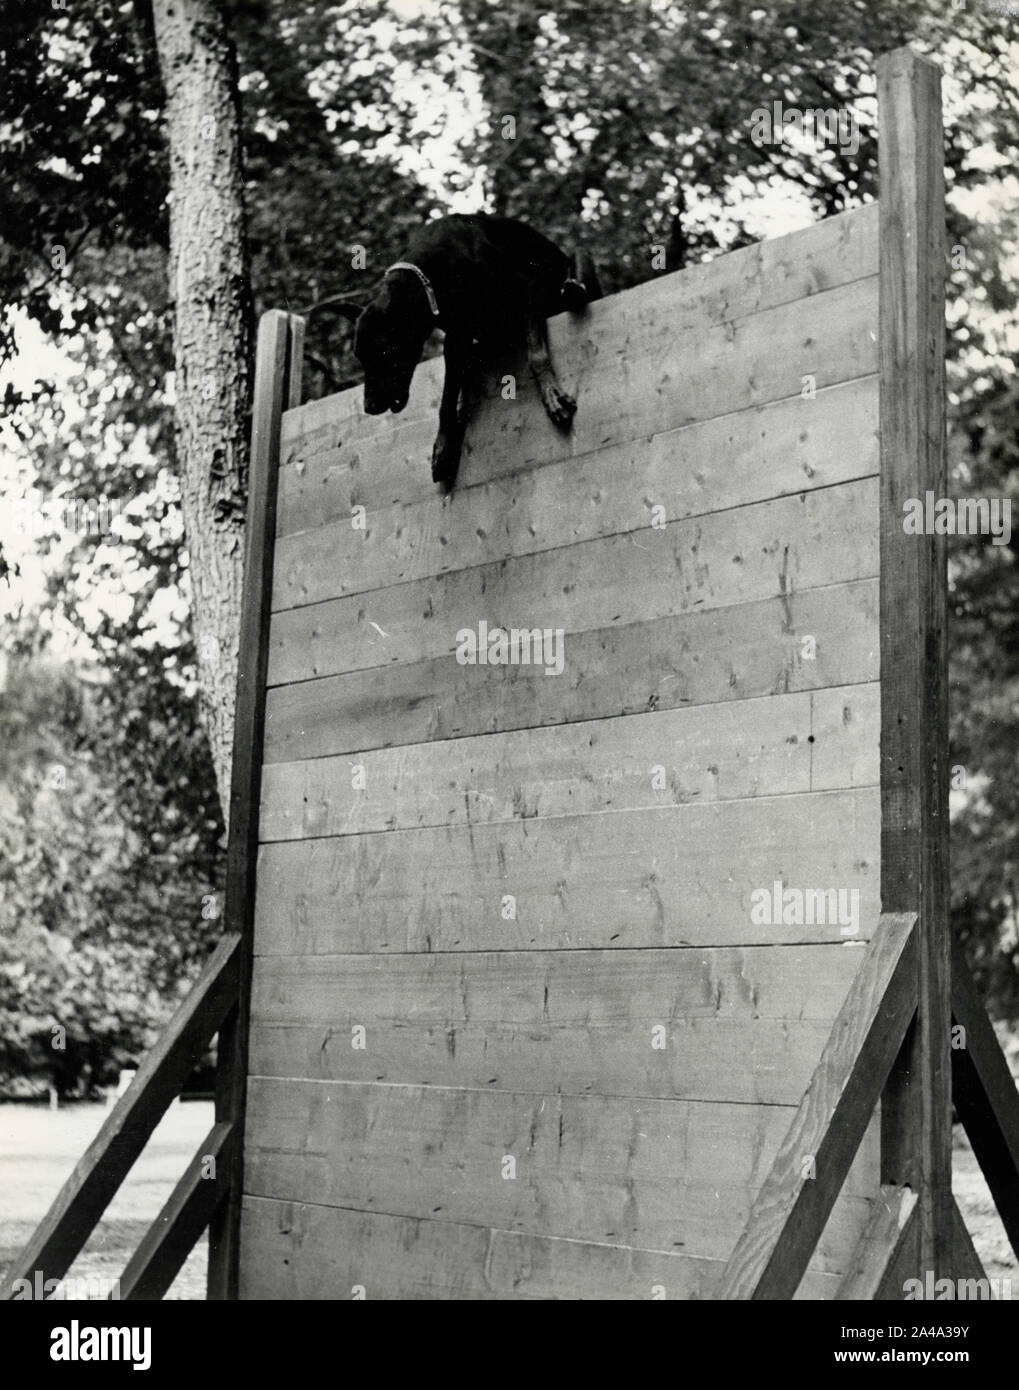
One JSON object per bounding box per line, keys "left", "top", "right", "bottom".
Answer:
{"left": 431, "top": 436, "right": 461, "bottom": 490}
{"left": 540, "top": 383, "right": 577, "bottom": 430}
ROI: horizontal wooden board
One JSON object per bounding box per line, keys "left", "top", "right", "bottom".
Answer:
{"left": 268, "top": 477, "right": 879, "bottom": 684}
{"left": 243, "top": 1077, "right": 878, "bottom": 1266}
{"left": 277, "top": 203, "right": 878, "bottom": 505}
{"left": 258, "top": 683, "right": 878, "bottom": 843}
{"left": 264, "top": 580, "right": 879, "bottom": 765}
{"left": 274, "top": 377, "right": 878, "bottom": 611}
{"left": 291, "top": 274, "right": 874, "bottom": 505}
{"left": 249, "top": 943, "right": 870, "bottom": 1105}
{"left": 272, "top": 278, "right": 877, "bottom": 617}
{"left": 239, "top": 1195, "right": 844, "bottom": 1299}
{"left": 253, "top": 785, "right": 881, "bottom": 954}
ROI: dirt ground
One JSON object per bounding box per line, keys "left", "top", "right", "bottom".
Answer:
{"left": 0, "top": 1099, "right": 1014, "bottom": 1300}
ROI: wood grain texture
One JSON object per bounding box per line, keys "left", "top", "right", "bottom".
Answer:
{"left": 286, "top": 315, "right": 305, "bottom": 411}
{"left": 258, "top": 684, "right": 879, "bottom": 844}
{"left": 268, "top": 478, "right": 879, "bottom": 685}
{"left": 264, "top": 581, "right": 879, "bottom": 765}
{"left": 273, "top": 376, "right": 878, "bottom": 610}
{"left": 277, "top": 202, "right": 878, "bottom": 500}
{"left": 233, "top": 202, "right": 900, "bottom": 1302}
{"left": 716, "top": 912, "right": 918, "bottom": 1299}
{"left": 298, "top": 275, "right": 872, "bottom": 488}
{"left": 836, "top": 1184, "right": 918, "bottom": 1300}
{"left": 253, "top": 786, "right": 880, "bottom": 954}
{"left": 209, "top": 310, "right": 295, "bottom": 1301}
{"left": 248, "top": 943, "right": 869, "bottom": 1105}
{"left": 242, "top": 1076, "right": 877, "bottom": 1267}
{"left": 238, "top": 1196, "right": 843, "bottom": 1300}
{"left": 876, "top": 48, "right": 951, "bottom": 1277}
{"left": 3, "top": 934, "right": 240, "bottom": 1299}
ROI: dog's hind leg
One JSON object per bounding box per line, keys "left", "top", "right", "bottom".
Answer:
{"left": 561, "top": 248, "right": 601, "bottom": 310}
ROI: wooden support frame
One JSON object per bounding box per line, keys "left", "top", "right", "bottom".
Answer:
{"left": 951, "top": 940, "right": 1019, "bottom": 1262}
{"left": 718, "top": 46, "right": 958, "bottom": 1299}
{"left": 836, "top": 1185, "right": 919, "bottom": 1300}
{"left": 206, "top": 309, "right": 304, "bottom": 1300}
{"left": 875, "top": 46, "right": 952, "bottom": 1280}
{"left": 116, "top": 1122, "right": 234, "bottom": 1301}
{"left": 3, "top": 311, "right": 305, "bottom": 1304}
{"left": 2, "top": 934, "right": 240, "bottom": 1300}
{"left": 719, "top": 48, "right": 1019, "bottom": 1301}
{"left": 836, "top": 1192, "right": 992, "bottom": 1302}
{"left": 951, "top": 1200, "right": 989, "bottom": 1285}
{"left": 717, "top": 913, "right": 918, "bottom": 1299}
{"left": 15, "top": 50, "right": 1018, "bottom": 1303}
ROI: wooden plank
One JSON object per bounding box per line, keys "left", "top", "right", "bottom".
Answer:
{"left": 278, "top": 202, "right": 878, "bottom": 485}
{"left": 272, "top": 277, "right": 877, "bottom": 618}
{"left": 877, "top": 48, "right": 952, "bottom": 1280}
{"left": 716, "top": 912, "right": 918, "bottom": 1299}
{"left": 836, "top": 1185, "right": 918, "bottom": 1299}
{"left": 874, "top": 1202, "right": 921, "bottom": 1300}
{"left": 249, "top": 944, "right": 869, "bottom": 1105}
{"left": 277, "top": 377, "right": 876, "bottom": 572}
{"left": 273, "top": 375, "right": 878, "bottom": 609}
{"left": 258, "top": 683, "right": 878, "bottom": 844}
{"left": 254, "top": 786, "right": 881, "bottom": 954}
{"left": 242, "top": 1077, "right": 877, "bottom": 1267}
{"left": 290, "top": 275, "right": 872, "bottom": 492}
{"left": 2, "top": 934, "right": 240, "bottom": 1300}
{"left": 268, "top": 476, "right": 879, "bottom": 685}
{"left": 281, "top": 353, "right": 443, "bottom": 453}
{"left": 286, "top": 315, "right": 306, "bottom": 410}
{"left": 950, "top": 941, "right": 1019, "bottom": 1261}
{"left": 249, "top": 1017, "right": 839, "bottom": 1110}
{"left": 951, "top": 1199, "right": 989, "bottom": 1284}
{"left": 239, "top": 1196, "right": 844, "bottom": 1300}
{"left": 207, "top": 310, "right": 295, "bottom": 1301}
{"left": 118, "top": 1122, "right": 233, "bottom": 1302}
{"left": 265, "top": 581, "right": 879, "bottom": 765}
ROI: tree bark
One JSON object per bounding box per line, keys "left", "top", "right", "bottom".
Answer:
{"left": 151, "top": 0, "right": 252, "bottom": 809}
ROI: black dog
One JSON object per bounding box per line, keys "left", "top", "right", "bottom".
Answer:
{"left": 326, "top": 215, "right": 601, "bottom": 489}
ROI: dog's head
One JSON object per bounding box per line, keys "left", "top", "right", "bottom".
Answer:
{"left": 333, "top": 291, "right": 432, "bottom": 416}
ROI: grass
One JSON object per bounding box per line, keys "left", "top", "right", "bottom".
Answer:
{"left": 0, "top": 1099, "right": 211, "bottom": 1300}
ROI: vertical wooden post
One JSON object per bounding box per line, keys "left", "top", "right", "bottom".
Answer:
{"left": 206, "top": 310, "right": 300, "bottom": 1299}
{"left": 877, "top": 48, "right": 951, "bottom": 1285}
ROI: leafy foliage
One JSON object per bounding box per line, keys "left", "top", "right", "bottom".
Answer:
{"left": 0, "top": 661, "right": 221, "bottom": 1097}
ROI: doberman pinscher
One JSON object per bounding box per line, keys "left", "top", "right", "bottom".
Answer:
{"left": 325, "top": 214, "right": 601, "bottom": 489}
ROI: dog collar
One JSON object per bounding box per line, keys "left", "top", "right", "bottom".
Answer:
{"left": 385, "top": 261, "right": 441, "bottom": 318}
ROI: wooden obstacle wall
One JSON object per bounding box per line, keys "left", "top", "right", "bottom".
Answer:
{"left": 15, "top": 49, "right": 1018, "bottom": 1307}
{"left": 220, "top": 50, "right": 955, "bottom": 1301}
{"left": 237, "top": 201, "right": 887, "bottom": 1298}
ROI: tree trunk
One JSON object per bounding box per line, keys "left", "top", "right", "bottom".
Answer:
{"left": 151, "top": 0, "right": 252, "bottom": 809}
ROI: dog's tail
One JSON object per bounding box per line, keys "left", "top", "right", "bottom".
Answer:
{"left": 561, "top": 248, "right": 601, "bottom": 311}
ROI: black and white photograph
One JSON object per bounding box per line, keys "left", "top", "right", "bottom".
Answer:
{"left": 1, "top": 0, "right": 1018, "bottom": 1355}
